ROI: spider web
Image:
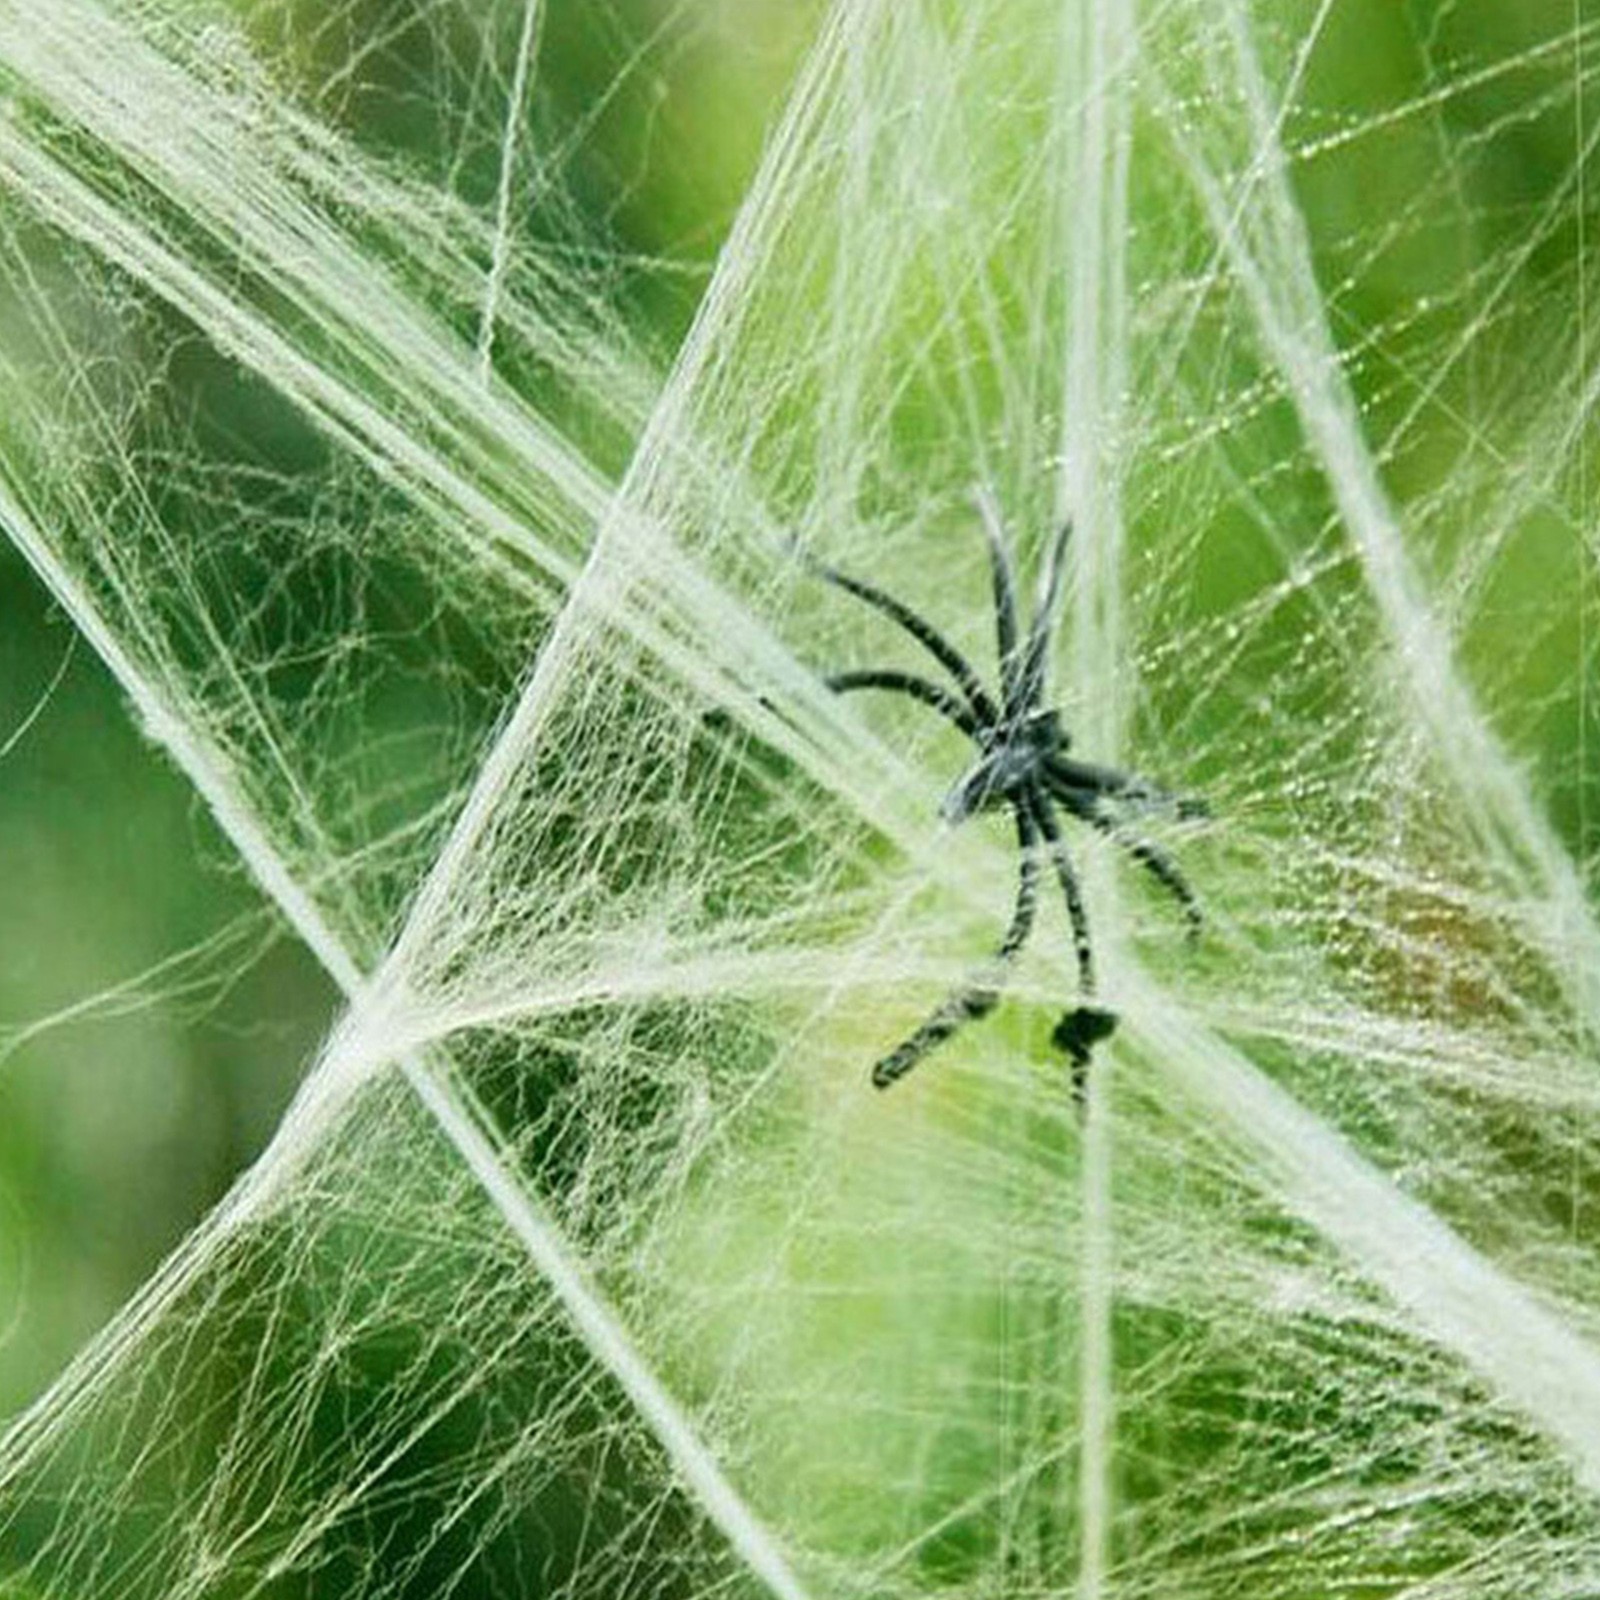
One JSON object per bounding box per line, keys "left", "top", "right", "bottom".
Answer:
{"left": 1, "top": 0, "right": 1599, "bottom": 1595}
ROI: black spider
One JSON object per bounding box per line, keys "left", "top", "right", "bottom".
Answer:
{"left": 816, "top": 490, "right": 1204, "bottom": 1095}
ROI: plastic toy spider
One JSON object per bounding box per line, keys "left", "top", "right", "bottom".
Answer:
{"left": 817, "top": 489, "right": 1204, "bottom": 1093}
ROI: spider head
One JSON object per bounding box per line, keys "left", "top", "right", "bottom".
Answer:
{"left": 940, "top": 710, "right": 1069, "bottom": 824}
{"left": 940, "top": 754, "right": 1007, "bottom": 824}
{"left": 1020, "top": 708, "right": 1068, "bottom": 755}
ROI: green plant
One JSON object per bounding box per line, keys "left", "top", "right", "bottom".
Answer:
{"left": 0, "top": 0, "right": 1597, "bottom": 1595}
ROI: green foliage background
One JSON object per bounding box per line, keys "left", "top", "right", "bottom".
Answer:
{"left": 0, "top": 0, "right": 1595, "bottom": 1593}
{"left": 0, "top": 0, "right": 822, "bottom": 1422}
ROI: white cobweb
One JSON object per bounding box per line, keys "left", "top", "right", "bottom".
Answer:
{"left": 1, "top": 0, "right": 1598, "bottom": 1594}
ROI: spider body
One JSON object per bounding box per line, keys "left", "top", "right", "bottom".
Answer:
{"left": 942, "top": 707, "right": 1064, "bottom": 824}
{"left": 817, "top": 488, "right": 1203, "bottom": 1093}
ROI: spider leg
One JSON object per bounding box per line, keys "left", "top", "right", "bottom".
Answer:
{"left": 809, "top": 559, "right": 1001, "bottom": 725}
{"left": 1050, "top": 777, "right": 1203, "bottom": 939}
{"left": 1047, "top": 754, "right": 1208, "bottom": 822}
{"left": 1028, "top": 787, "right": 1117, "bottom": 1106}
{"left": 972, "top": 486, "right": 1022, "bottom": 710}
{"left": 1046, "top": 753, "right": 1143, "bottom": 799}
{"left": 871, "top": 805, "right": 1040, "bottom": 1089}
{"left": 1017, "top": 517, "right": 1073, "bottom": 711}
{"left": 1026, "top": 788, "right": 1096, "bottom": 997}
{"left": 824, "top": 669, "right": 983, "bottom": 740}
{"left": 1109, "top": 827, "right": 1203, "bottom": 941}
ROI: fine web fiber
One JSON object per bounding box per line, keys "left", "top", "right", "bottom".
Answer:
{"left": 0, "top": 0, "right": 1598, "bottom": 1595}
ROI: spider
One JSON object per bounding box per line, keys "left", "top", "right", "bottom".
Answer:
{"left": 815, "top": 488, "right": 1204, "bottom": 1094}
